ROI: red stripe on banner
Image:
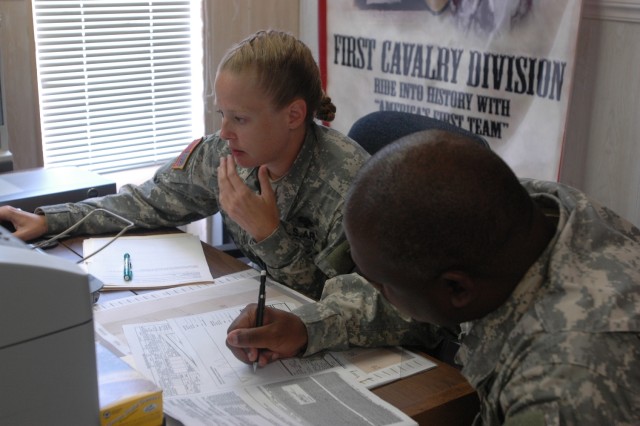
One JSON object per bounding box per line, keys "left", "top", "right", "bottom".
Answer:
{"left": 556, "top": 132, "right": 567, "bottom": 181}
{"left": 318, "top": 0, "right": 327, "bottom": 92}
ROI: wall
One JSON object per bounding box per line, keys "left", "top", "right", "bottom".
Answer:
{"left": 0, "top": 0, "right": 41, "bottom": 170}
{"left": 561, "top": 0, "right": 640, "bottom": 226}
{"left": 0, "top": 47, "right": 12, "bottom": 171}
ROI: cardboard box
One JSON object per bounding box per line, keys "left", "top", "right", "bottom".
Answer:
{"left": 96, "top": 343, "right": 163, "bottom": 426}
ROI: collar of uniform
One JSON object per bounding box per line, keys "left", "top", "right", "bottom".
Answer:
{"left": 234, "top": 124, "right": 317, "bottom": 219}
{"left": 456, "top": 193, "right": 567, "bottom": 388}
{"left": 272, "top": 124, "right": 318, "bottom": 219}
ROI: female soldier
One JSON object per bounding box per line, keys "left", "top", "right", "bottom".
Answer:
{"left": 0, "top": 30, "right": 369, "bottom": 299}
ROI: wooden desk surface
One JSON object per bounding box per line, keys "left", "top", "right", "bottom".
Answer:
{"left": 49, "top": 231, "right": 479, "bottom": 426}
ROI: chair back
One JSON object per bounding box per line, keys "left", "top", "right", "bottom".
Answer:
{"left": 348, "top": 111, "right": 490, "bottom": 154}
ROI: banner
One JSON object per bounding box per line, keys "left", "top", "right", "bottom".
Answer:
{"left": 320, "top": 0, "right": 583, "bottom": 180}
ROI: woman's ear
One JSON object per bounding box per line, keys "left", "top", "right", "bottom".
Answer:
{"left": 287, "top": 99, "right": 307, "bottom": 129}
{"left": 441, "top": 271, "right": 476, "bottom": 309}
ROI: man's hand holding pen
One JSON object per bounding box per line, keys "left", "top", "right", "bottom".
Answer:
{"left": 253, "top": 271, "right": 267, "bottom": 372}
{"left": 225, "top": 286, "right": 308, "bottom": 369}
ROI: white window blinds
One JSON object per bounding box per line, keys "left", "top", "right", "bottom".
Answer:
{"left": 32, "top": 0, "right": 203, "bottom": 174}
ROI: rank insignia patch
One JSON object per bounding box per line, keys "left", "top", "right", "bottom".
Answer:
{"left": 172, "top": 137, "right": 204, "bottom": 169}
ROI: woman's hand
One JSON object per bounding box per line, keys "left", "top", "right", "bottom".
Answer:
{"left": 217, "top": 155, "right": 280, "bottom": 242}
{"left": 0, "top": 205, "right": 49, "bottom": 241}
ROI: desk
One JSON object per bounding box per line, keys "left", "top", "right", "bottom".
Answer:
{"left": 49, "top": 231, "right": 479, "bottom": 426}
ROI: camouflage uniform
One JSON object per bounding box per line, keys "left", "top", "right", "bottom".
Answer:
{"left": 294, "top": 178, "right": 640, "bottom": 424}
{"left": 38, "top": 124, "right": 369, "bottom": 299}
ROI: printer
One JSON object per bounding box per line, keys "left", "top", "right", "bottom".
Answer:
{"left": 0, "top": 225, "right": 100, "bottom": 425}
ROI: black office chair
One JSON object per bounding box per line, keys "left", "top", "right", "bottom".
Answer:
{"left": 348, "top": 110, "right": 490, "bottom": 155}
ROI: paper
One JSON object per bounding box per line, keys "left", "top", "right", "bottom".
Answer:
{"left": 93, "top": 270, "right": 311, "bottom": 356}
{"left": 123, "top": 303, "right": 435, "bottom": 395}
{"left": 94, "top": 271, "right": 435, "bottom": 390}
{"left": 163, "top": 371, "right": 417, "bottom": 426}
{"left": 123, "top": 304, "right": 425, "bottom": 426}
{"left": 94, "top": 270, "right": 432, "bottom": 425}
{"left": 82, "top": 233, "right": 214, "bottom": 290}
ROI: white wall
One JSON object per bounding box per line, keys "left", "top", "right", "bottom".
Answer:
{"left": 562, "top": 0, "right": 640, "bottom": 226}
{"left": 0, "top": 47, "right": 12, "bottom": 171}
{"left": 0, "top": 0, "right": 42, "bottom": 170}
{"left": 299, "top": 1, "right": 319, "bottom": 59}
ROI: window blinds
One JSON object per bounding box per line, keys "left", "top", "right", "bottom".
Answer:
{"left": 32, "top": 1, "right": 202, "bottom": 173}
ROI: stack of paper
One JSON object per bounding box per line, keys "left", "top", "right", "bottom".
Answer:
{"left": 123, "top": 301, "right": 426, "bottom": 425}
{"left": 82, "top": 233, "right": 215, "bottom": 290}
{"left": 93, "top": 271, "right": 433, "bottom": 425}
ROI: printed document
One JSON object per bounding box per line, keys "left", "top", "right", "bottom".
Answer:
{"left": 123, "top": 303, "right": 435, "bottom": 394}
{"left": 95, "top": 270, "right": 433, "bottom": 425}
{"left": 163, "top": 371, "right": 417, "bottom": 426}
{"left": 124, "top": 303, "right": 425, "bottom": 426}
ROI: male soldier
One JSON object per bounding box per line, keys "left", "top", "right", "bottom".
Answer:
{"left": 227, "top": 129, "right": 640, "bottom": 424}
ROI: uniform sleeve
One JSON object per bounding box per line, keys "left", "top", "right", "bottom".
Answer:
{"left": 495, "top": 363, "right": 640, "bottom": 425}
{"left": 293, "top": 273, "right": 455, "bottom": 355}
{"left": 485, "top": 333, "right": 640, "bottom": 425}
{"left": 37, "top": 136, "right": 222, "bottom": 236}
{"left": 249, "top": 209, "right": 352, "bottom": 300}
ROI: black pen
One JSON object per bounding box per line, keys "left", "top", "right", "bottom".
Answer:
{"left": 253, "top": 270, "right": 267, "bottom": 372}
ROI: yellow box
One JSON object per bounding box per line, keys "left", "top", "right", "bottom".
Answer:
{"left": 96, "top": 343, "right": 163, "bottom": 426}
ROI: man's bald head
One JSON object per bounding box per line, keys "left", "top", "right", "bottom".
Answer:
{"left": 344, "top": 129, "right": 534, "bottom": 281}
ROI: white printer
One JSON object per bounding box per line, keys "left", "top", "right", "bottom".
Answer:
{"left": 0, "top": 225, "right": 100, "bottom": 425}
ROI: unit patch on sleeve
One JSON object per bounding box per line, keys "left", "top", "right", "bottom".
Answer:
{"left": 172, "top": 137, "right": 204, "bottom": 170}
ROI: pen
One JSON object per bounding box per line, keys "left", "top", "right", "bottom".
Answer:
{"left": 253, "top": 270, "right": 267, "bottom": 373}
{"left": 123, "top": 253, "right": 133, "bottom": 281}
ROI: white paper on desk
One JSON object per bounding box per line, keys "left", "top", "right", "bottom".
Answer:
{"left": 124, "top": 303, "right": 341, "bottom": 396}
{"left": 123, "top": 303, "right": 436, "bottom": 396}
{"left": 82, "top": 233, "right": 214, "bottom": 290}
{"left": 164, "top": 370, "right": 418, "bottom": 426}
{"left": 124, "top": 306, "right": 419, "bottom": 426}
{"left": 93, "top": 270, "right": 310, "bottom": 356}
{"left": 331, "top": 346, "right": 437, "bottom": 389}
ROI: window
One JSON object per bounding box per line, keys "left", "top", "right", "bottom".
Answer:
{"left": 32, "top": 0, "right": 203, "bottom": 174}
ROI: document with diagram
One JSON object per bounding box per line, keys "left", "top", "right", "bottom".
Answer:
{"left": 95, "top": 270, "right": 434, "bottom": 425}
{"left": 123, "top": 303, "right": 428, "bottom": 426}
